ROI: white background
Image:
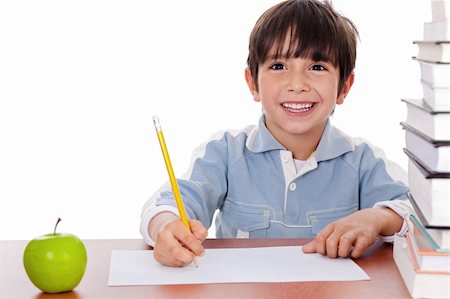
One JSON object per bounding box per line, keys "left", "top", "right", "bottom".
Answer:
{"left": 0, "top": 0, "right": 430, "bottom": 240}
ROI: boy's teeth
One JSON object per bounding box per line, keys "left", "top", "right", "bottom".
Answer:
{"left": 282, "top": 102, "right": 313, "bottom": 109}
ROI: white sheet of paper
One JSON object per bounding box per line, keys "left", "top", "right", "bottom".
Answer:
{"left": 108, "top": 246, "right": 370, "bottom": 286}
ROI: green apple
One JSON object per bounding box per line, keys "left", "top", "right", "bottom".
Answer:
{"left": 23, "top": 218, "right": 87, "bottom": 293}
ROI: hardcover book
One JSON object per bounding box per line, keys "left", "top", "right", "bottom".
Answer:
{"left": 409, "top": 193, "right": 450, "bottom": 230}
{"left": 414, "top": 41, "right": 450, "bottom": 63}
{"left": 421, "top": 80, "right": 450, "bottom": 112}
{"left": 393, "top": 235, "right": 450, "bottom": 299}
{"left": 423, "top": 22, "right": 450, "bottom": 41}
{"left": 410, "top": 214, "right": 450, "bottom": 251}
{"left": 405, "top": 149, "right": 450, "bottom": 227}
{"left": 402, "top": 98, "right": 450, "bottom": 141}
{"left": 405, "top": 232, "right": 450, "bottom": 273}
{"left": 402, "top": 123, "right": 450, "bottom": 173}
{"left": 431, "top": 0, "right": 450, "bottom": 23}
{"left": 416, "top": 59, "right": 450, "bottom": 88}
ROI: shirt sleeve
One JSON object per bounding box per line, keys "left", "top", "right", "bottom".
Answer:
{"left": 357, "top": 140, "right": 410, "bottom": 209}
{"left": 373, "top": 199, "right": 415, "bottom": 242}
{"left": 140, "top": 132, "right": 230, "bottom": 245}
{"left": 140, "top": 196, "right": 180, "bottom": 246}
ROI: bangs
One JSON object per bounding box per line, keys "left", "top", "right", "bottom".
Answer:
{"left": 248, "top": 0, "right": 358, "bottom": 91}
{"left": 268, "top": 25, "right": 337, "bottom": 65}
{"left": 254, "top": 0, "right": 342, "bottom": 66}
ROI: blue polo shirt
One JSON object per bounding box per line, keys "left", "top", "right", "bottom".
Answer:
{"left": 142, "top": 115, "right": 409, "bottom": 240}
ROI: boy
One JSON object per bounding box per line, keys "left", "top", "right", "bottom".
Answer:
{"left": 140, "top": 0, "right": 413, "bottom": 267}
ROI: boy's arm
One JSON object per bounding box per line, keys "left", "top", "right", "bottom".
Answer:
{"left": 376, "top": 205, "right": 406, "bottom": 236}
{"left": 302, "top": 206, "right": 406, "bottom": 258}
{"left": 373, "top": 198, "right": 414, "bottom": 241}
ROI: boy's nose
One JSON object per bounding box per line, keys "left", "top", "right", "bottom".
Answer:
{"left": 287, "top": 72, "right": 310, "bottom": 93}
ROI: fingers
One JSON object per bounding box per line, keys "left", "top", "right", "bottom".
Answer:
{"left": 302, "top": 239, "right": 317, "bottom": 253}
{"left": 310, "top": 227, "right": 375, "bottom": 259}
{"left": 337, "top": 232, "right": 355, "bottom": 258}
{"left": 306, "top": 223, "right": 363, "bottom": 259}
{"left": 350, "top": 234, "right": 372, "bottom": 258}
{"left": 189, "top": 219, "right": 208, "bottom": 242}
{"left": 314, "top": 223, "right": 335, "bottom": 256}
{"left": 153, "top": 220, "right": 205, "bottom": 267}
{"left": 154, "top": 229, "right": 194, "bottom": 267}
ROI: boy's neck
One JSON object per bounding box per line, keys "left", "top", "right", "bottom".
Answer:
{"left": 267, "top": 121, "right": 326, "bottom": 160}
{"left": 285, "top": 135, "right": 320, "bottom": 160}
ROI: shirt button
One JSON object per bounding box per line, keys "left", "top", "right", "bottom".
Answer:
{"left": 289, "top": 182, "right": 297, "bottom": 191}
{"left": 282, "top": 155, "right": 289, "bottom": 163}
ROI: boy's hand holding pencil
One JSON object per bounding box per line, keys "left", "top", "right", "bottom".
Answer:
{"left": 151, "top": 212, "right": 207, "bottom": 267}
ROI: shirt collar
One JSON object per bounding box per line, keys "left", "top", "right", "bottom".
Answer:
{"left": 247, "top": 115, "right": 285, "bottom": 153}
{"left": 247, "top": 115, "right": 354, "bottom": 161}
{"left": 315, "top": 119, "right": 355, "bottom": 162}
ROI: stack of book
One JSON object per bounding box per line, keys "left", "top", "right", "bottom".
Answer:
{"left": 395, "top": 1, "right": 450, "bottom": 298}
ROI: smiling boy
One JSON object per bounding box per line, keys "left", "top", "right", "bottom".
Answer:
{"left": 140, "top": 0, "right": 412, "bottom": 267}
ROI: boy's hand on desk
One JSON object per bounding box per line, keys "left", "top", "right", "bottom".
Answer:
{"left": 154, "top": 219, "right": 207, "bottom": 267}
{"left": 302, "top": 208, "right": 398, "bottom": 259}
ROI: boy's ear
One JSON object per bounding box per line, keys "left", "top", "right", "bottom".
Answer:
{"left": 336, "top": 72, "right": 355, "bottom": 105}
{"left": 245, "top": 68, "right": 260, "bottom": 102}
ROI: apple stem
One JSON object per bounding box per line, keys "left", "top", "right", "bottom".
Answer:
{"left": 54, "top": 218, "right": 61, "bottom": 235}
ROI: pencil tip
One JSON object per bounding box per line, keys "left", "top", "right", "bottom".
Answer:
{"left": 193, "top": 258, "right": 199, "bottom": 268}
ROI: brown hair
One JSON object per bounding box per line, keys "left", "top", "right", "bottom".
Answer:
{"left": 247, "top": 0, "right": 358, "bottom": 93}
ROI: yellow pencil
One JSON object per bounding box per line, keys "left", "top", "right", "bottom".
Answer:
{"left": 153, "top": 115, "right": 198, "bottom": 268}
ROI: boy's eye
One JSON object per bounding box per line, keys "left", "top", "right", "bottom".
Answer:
{"left": 310, "top": 64, "right": 326, "bottom": 71}
{"left": 269, "top": 63, "right": 286, "bottom": 70}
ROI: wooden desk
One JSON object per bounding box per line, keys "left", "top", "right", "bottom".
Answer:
{"left": 0, "top": 238, "right": 410, "bottom": 299}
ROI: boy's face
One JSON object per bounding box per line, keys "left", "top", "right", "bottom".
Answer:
{"left": 245, "top": 41, "right": 353, "bottom": 145}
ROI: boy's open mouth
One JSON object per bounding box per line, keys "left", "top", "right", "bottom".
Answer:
{"left": 281, "top": 102, "right": 315, "bottom": 113}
